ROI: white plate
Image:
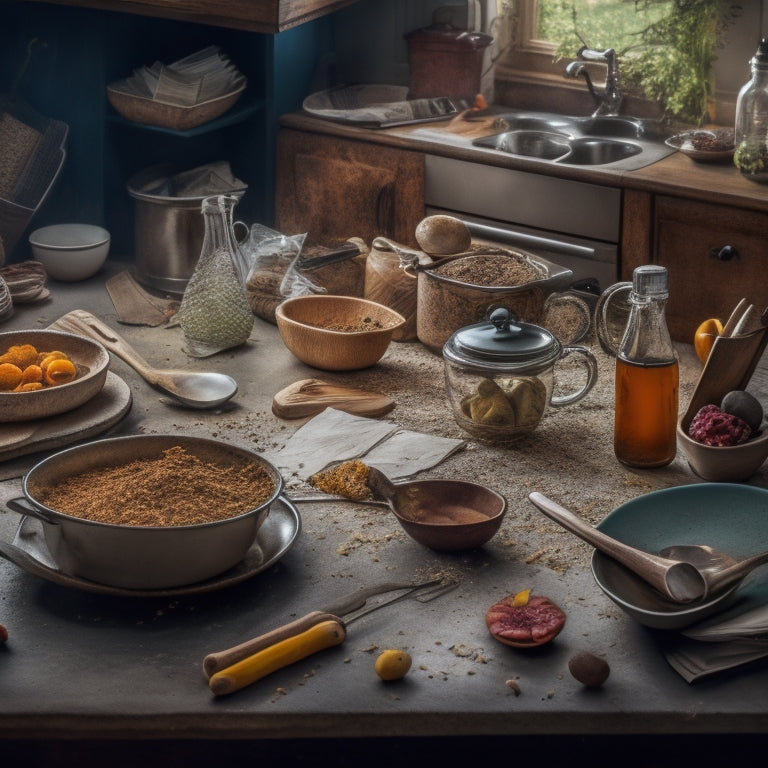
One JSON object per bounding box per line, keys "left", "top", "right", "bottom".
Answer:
{"left": 665, "top": 129, "right": 735, "bottom": 163}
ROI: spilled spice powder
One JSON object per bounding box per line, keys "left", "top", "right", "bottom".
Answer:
{"left": 309, "top": 459, "right": 373, "bottom": 501}
{"left": 38, "top": 445, "right": 276, "bottom": 527}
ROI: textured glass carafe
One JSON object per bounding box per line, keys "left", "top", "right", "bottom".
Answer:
{"left": 734, "top": 39, "right": 768, "bottom": 183}
{"left": 613, "top": 265, "right": 679, "bottom": 468}
{"left": 178, "top": 195, "right": 254, "bottom": 357}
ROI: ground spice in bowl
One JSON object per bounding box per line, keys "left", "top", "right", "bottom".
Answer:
{"left": 432, "top": 253, "right": 545, "bottom": 286}
{"left": 37, "top": 445, "right": 277, "bottom": 527}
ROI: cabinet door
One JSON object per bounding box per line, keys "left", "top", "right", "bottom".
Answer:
{"left": 275, "top": 129, "right": 425, "bottom": 247}
{"left": 653, "top": 195, "right": 768, "bottom": 342}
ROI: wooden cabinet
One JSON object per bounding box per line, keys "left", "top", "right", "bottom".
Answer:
{"left": 623, "top": 192, "right": 768, "bottom": 342}
{"left": 275, "top": 128, "right": 425, "bottom": 247}
{"left": 21, "top": 0, "right": 360, "bottom": 32}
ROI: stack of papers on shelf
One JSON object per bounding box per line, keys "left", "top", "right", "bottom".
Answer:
{"left": 109, "top": 46, "right": 246, "bottom": 106}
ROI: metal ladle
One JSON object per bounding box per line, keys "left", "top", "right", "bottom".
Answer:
{"left": 52, "top": 309, "right": 237, "bottom": 409}
{"left": 528, "top": 492, "right": 708, "bottom": 603}
{"left": 659, "top": 544, "right": 768, "bottom": 598}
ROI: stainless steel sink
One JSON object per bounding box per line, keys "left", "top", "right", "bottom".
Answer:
{"left": 471, "top": 110, "right": 674, "bottom": 170}
{"left": 480, "top": 130, "right": 570, "bottom": 161}
{"left": 564, "top": 137, "right": 642, "bottom": 165}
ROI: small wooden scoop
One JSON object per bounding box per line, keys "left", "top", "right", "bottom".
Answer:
{"left": 272, "top": 378, "right": 394, "bottom": 419}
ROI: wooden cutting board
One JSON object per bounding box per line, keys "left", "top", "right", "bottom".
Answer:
{"left": 682, "top": 302, "right": 768, "bottom": 426}
{"left": 0, "top": 371, "right": 132, "bottom": 471}
{"left": 272, "top": 378, "right": 395, "bottom": 419}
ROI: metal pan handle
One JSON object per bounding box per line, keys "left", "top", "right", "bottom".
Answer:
{"left": 6, "top": 497, "right": 58, "bottom": 525}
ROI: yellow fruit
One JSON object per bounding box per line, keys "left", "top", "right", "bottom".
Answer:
{"left": 694, "top": 318, "right": 723, "bottom": 364}
{"left": 374, "top": 649, "right": 412, "bottom": 681}
{"left": 512, "top": 589, "right": 531, "bottom": 607}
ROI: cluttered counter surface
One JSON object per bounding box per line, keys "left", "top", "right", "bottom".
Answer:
{"left": 2, "top": 264, "right": 768, "bottom": 759}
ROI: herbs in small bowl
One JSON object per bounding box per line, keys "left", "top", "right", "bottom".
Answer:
{"left": 665, "top": 128, "right": 735, "bottom": 163}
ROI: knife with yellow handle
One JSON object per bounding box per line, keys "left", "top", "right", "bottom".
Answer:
{"left": 209, "top": 619, "right": 347, "bottom": 696}
{"left": 204, "top": 578, "right": 456, "bottom": 696}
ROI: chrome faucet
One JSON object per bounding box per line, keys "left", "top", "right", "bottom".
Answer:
{"left": 565, "top": 46, "right": 622, "bottom": 117}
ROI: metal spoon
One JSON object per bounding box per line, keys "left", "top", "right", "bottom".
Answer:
{"left": 528, "top": 492, "right": 708, "bottom": 603}
{"left": 51, "top": 309, "right": 237, "bottom": 409}
{"left": 659, "top": 544, "right": 768, "bottom": 598}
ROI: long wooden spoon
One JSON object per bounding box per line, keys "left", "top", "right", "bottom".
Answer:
{"left": 528, "top": 492, "right": 708, "bottom": 603}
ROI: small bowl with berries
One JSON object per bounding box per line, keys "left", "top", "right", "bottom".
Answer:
{"left": 678, "top": 389, "right": 768, "bottom": 482}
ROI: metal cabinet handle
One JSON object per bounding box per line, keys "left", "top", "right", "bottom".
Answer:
{"left": 711, "top": 245, "right": 739, "bottom": 261}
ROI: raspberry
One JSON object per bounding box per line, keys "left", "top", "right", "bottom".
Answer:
{"left": 688, "top": 404, "right": 752, "bottom": 447}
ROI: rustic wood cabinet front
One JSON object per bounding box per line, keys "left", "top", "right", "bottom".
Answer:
{"left": 652, "top": 195, "right": 768, "bottom": 342}
{"left": 275, "top": 129, "right": 425, "bottom": 248}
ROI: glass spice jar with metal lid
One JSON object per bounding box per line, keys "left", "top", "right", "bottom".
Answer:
{"left": 442, "top": 307, "right": 598, "bottom": 442}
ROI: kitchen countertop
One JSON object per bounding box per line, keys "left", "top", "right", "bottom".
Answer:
{"left": 2, "top": 264, "right": 768, "bottom": 763}
{"left": 280, "top": 110, "right": 768, "bottom": 214}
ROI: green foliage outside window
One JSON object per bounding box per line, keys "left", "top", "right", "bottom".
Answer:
{"left": 538, "top": 0, "right": 742, "bottom": 125}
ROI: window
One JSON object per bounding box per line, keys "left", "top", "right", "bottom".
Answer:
{"left": 492, "top": 0, "right": 756, "bottom": 125}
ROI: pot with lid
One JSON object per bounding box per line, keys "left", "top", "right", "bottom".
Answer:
{"left": 443, "top": 307, "right": 598, "bottom": 442}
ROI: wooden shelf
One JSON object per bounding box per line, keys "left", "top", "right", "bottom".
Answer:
{"left": 21, "top": 0, "right": 360, "bottom": 32}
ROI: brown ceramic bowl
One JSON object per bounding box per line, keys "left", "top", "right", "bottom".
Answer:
{"left": 0, "top": 329, "right": 110, "bottom": 422}
{"left": 677, "top": 417, "right": 768, "bottom": 482}
{"left": 386, "top": 478, "right": 507, "bottom": 552}
{"left": 275, "top": 295, "right": 406, "bottom": 371}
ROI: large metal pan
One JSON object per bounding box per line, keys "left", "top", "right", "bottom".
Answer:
{"left": 7, "top": 434, "right": 284, "bottom": 590}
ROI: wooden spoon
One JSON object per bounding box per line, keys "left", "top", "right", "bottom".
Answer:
{"left": 528, "top": 492, "right": 708, "bottom": 603}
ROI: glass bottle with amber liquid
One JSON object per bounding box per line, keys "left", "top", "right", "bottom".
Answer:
{"left": 613, "top": 265, "right": 678, "bottom": 467}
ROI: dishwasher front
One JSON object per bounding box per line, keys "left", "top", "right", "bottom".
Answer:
{"left": 425, "top": 155, "right": 621, "bottom": 290}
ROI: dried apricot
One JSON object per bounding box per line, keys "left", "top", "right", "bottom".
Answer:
{"left": 374, "top": 649, "right": 412, "bottom": 681}
{"left": 0, "top": 343, "right": 38, "bottom": 369}
{"left": 0, "top": 363, "right": 23, "bottom": 391}
{"left": 38, "top": 351, "right": 67, "bottom": 371}
{"left": 44, "top": 358, "right": 77, "bottom": 386}
{"left": 21, "top": 364, "right": 43, "bottom": 384}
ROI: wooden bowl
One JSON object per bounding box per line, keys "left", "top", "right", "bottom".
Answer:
{"left": 106, "top": 82, "right": 246, "bottom": 131}
{"left": 275, "top": 295, "right": 406, "bottom": 371}
{"left": 0, "top": 329, "right": 110, "bottom": 422}
{"left": 386, "top": 478, "right": 507, "bottom": 552}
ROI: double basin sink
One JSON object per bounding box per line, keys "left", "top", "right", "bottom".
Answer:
{"left": 472, "top": 111, "right": 675, "bottom": 171}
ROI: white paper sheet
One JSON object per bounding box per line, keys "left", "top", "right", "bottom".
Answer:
{"left": 268, "top": 407, "right": 465, "bottom": 481}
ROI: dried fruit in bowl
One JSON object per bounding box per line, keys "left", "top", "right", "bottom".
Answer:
{"left": 688, "top": 404, "right": 752, "bottom": 446}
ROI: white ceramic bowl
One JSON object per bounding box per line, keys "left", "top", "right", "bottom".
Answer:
{"left": 590, "top": 484, "right": 768, "bottom": 630}
{"left": 29, "top": 223, "right": 110, "bottom": 281}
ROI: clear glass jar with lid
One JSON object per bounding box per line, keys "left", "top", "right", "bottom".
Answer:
{"left": 442, "top": 307, "right": 598, "bottom": 442}
{"left": 734, "top": 39, "right": 768, "bottom": 183}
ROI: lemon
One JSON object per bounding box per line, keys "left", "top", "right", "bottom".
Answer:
{"left": 374, "top": 649, "right": 412, "bottom": 681}
{"left": 694, "top": 318, "right": 723, "bottom": 364}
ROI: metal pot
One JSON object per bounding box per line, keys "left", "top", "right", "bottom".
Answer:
{"left": 127, "top": 164, "right": 247, "bottom": 295}
{"left": 414, "top": 247, "right": 575, "bottom": 354}
{"left": 7, "top": 434, "right": 284, "bottom": 589}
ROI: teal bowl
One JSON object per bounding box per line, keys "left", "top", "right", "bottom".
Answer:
{"left": 591, "top": 483, "right": 768, "bottom": 630}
